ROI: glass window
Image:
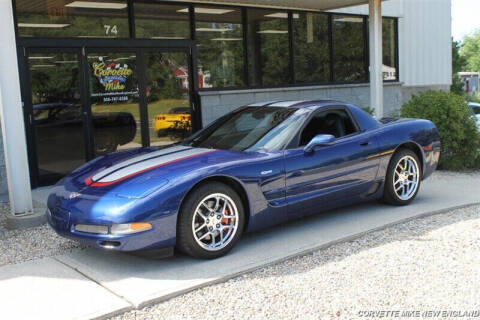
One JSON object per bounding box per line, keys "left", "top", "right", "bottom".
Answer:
{"left": 383, "top": 18, "right": 397, "bottom": 81}
{"left": 333, "top": 15, "right": 366, "bottom": 82}
{"left": 28, "top": 52, "right": 86, "bottom": 185}
{"left": 293, "top": 12, "right": 330, "bottom": 83}
{"left": 299, "top": 109, "right": 358, "bottom": 146}
{"left": 87, "top": 53, "right": 140, "bottom": 156}
{"left": 16, "top": 0, "right": 129, "bottom": 38}
{"left": 134, "top": 3, "right": 190, "bottom": 39}
{"left": 195, "top": 7, "right": 244, "bottom": 88}
{"left": 247, "top": 9, "right": 291, "bottom": 86}
{"left": 145, "top": 52, "right": 192, "bottom": 146}
{"left": 183, "top": 106, "right": 301, "bottom": 151}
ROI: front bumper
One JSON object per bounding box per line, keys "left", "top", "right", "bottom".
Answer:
{"left": 46, "top": 204, "right": 176, "bottom": 252}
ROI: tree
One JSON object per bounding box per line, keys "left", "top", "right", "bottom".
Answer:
{"left": 460, "top": 31, "right": 480, "bottom": 72}
{"left": 452, "top": 39, "right": 467, "bottom": 94}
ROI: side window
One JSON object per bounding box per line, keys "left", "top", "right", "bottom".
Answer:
{"left": 473, "top": 106, "right": 480, "bottom": 115}
{"left": 299, "top": 109, "right": 358, "bottom": 146}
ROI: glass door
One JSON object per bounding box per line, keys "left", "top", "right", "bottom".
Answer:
{"left": 144, "top": 51, "right": 192, "bottom": 146}
{"left": 87, "top": 51, "right": 142, "bottom": 157}
{"left": 26, "top": 50, "right": 87, "bottom": 186}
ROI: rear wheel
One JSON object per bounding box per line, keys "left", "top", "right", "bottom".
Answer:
{"left": 176, "top": 182, "right": 245, "bottom": 259}
{"left": 383, "top": 149, "right": 422, "bottom": 205}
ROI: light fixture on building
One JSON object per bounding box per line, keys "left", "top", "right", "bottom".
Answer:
{"left": 65, "top": 1, "right": 127, "bottom": 10}
{"left": 257, "top": 30, "right": 288, "bottom": 34}
{"left": 30, "top": 64, "right": 56, "bottom": 68}
{"left": 178, "top": 7, "right": 234, "bottom": 15}
{"left": 18, "top": 23, "right": 70, "bottom": 28}
{"left": 264, "top": 12, "right": 299, "bottom": 19}
{"left": 28, "top": 56, "right": 55, "bottom": 60}
{"left": 210, "top": 38, "right": 242, "bottom": 41}
{"left": 196, "top": 27, "right": 232, "bottom": 32}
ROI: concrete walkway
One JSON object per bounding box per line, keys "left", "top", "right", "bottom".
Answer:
{"left": 1, "top": 174, "right": 479, "bottom": 320}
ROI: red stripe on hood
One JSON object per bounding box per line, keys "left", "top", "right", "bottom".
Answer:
{"left": 85, "top": 149, "right": 218, "bottom": 187}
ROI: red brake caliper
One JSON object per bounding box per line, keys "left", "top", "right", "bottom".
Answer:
{"left": 221, "top": 205, "right": 231, "bottom": 231}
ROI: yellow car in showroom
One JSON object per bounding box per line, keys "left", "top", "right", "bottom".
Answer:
{"left": 154, "top": 107, "right": 191, "bottom": 137}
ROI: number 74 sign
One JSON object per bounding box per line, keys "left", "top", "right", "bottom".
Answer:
{"left": 104, "top": 25, "right": 118, "bottom": 36}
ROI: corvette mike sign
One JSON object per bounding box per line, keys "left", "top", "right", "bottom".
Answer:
{"left": 90, "top": 56, "right": 137, "bottom": 103}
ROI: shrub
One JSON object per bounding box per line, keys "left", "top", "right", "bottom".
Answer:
{"left": 361, "top": 106, "right": 375, "bottom": 116}
{"left": 400, "top": 90, "right": 480, "bottom": 170}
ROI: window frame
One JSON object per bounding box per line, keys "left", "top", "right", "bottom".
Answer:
{"left": 12, "top": 2, "right": 400, "bottom": 91}
{"left": 286, "top": 105, "right": 362, "bottom": 150}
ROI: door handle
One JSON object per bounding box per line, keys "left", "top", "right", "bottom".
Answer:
{"left": 291, "top": 170, "right": 305, "bottom": 177}
{"left": 360, "top": 140, "right": 370, "bottom": 146}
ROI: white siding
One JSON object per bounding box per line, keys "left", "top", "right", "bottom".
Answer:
{"left": 332, "top": 0, "right": 452, "bottom": 86}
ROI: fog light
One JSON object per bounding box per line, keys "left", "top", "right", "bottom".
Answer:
{"left": 75, "top": 224, "right": 109, "bottom": 234}
{"left": 110, "top": 222, "right": 152, "bottom": 235}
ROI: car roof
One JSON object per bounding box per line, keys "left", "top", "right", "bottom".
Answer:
{"left": 246, "top": 99, "right": 347, "bottom": 110}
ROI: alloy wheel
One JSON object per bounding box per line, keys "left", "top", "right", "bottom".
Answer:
{"left": 192, "top": 193, "right": 239, "bottom": 251}
{"left": 393, "top": 155, "right": 420, "bottom": 201}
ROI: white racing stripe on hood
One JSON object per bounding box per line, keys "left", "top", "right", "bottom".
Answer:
{"left": 96, "top": 147, "right": 211, "bottom": 183}
{"left": 92, "top": 145, "right": 191, "bottom": 182}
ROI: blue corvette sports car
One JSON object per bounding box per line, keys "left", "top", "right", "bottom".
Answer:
{"left": 47, "top": 100, "right": 440, "bottom": 259}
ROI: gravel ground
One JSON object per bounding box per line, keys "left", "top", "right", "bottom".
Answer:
{"left": 0, "top": 202, "right": 84, "bottom": 266}
{"left": 111, "top": 204, "right": 480, "bottom": 320}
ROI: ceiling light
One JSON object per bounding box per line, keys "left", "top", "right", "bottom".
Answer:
{"left": 65, "top": 1, "right": 127, "bottom": 10}
{"left": 196, "top": 27, "right": 232, "bottom": 32}
{"left": 28, "top": 56, "right": 54, "bottom": 60}
{"left": 18, "top": 23, "right": 70, "bottom": 28}
{"left": 78, "top": 35, "right": 116, "bottom": 38}
{"left": 210, "top": 37, "right": 242, "bottom": 41}
{"left": 334, "top": 17, "right": 363, "bottom": 23}
{"left": 264, "top": 13, "right": 299, "bottom": 19}
{"left": 178, "top": 7, "right": 234, "bottom": 15}
{"left": 31, "top": 64, "right": 56, "bottom": 68}
{"left": 257, "top": 30, "right": 288, "bottom": 34}
{"left": 151, "top": 36, "right": 187, "bottom": 40}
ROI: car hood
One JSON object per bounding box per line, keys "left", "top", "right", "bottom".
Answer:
{"left": 59, "top": 144, "right": 264, "bottom": 198}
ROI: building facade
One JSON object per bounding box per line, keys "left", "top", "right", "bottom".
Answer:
{"left": 0, "top": 0, "right": 451, "bottom": 201}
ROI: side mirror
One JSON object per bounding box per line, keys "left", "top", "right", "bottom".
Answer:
{"left": 303, "top": 134, "right": 336, "bottom": 153}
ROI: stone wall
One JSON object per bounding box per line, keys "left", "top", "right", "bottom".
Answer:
{"left": 199, "top": 83, "right": 450, "bottom": 126}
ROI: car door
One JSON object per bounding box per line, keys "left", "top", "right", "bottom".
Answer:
{"left": 284, "top": 107, "right": 380, "bottom": 217}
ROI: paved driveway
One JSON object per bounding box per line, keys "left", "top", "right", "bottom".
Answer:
{"left": 2, "top": 173, "right": 480, "bottom": 320}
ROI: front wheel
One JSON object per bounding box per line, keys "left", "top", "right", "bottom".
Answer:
{"left": 176, "top": 182, "right": 245, "bottom": 259}
{"left": 383, "top": 149, "right": 422, "bottom": 205}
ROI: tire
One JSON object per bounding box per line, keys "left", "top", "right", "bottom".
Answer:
{"left": 176, "top": 182, "right": 245, "bottom": 259}
{"left": 383, "top": 148, "right": 422, "bottom": 206}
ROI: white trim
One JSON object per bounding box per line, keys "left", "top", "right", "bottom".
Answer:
{"left": 0, "top": 0, "right": 33, "bottom": 215}
{"left": 199, "top": 82, "right": 402, "bottom": 96}
{"left": 369, "top": 0, "right": 383, "bottom": 118}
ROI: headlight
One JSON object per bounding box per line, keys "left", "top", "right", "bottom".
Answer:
{"left": 74, "top": 224, "right": 109, "bottom": 234}
{"left": 74, "top": 222, "right": 152, "bottom": 235}
{"left": 110, "top": 222, "right": 152, "bottom": 235}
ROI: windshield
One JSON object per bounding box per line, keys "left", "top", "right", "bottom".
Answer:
{"left": 183, "top": 106, "right": 308, "bottom": 151}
